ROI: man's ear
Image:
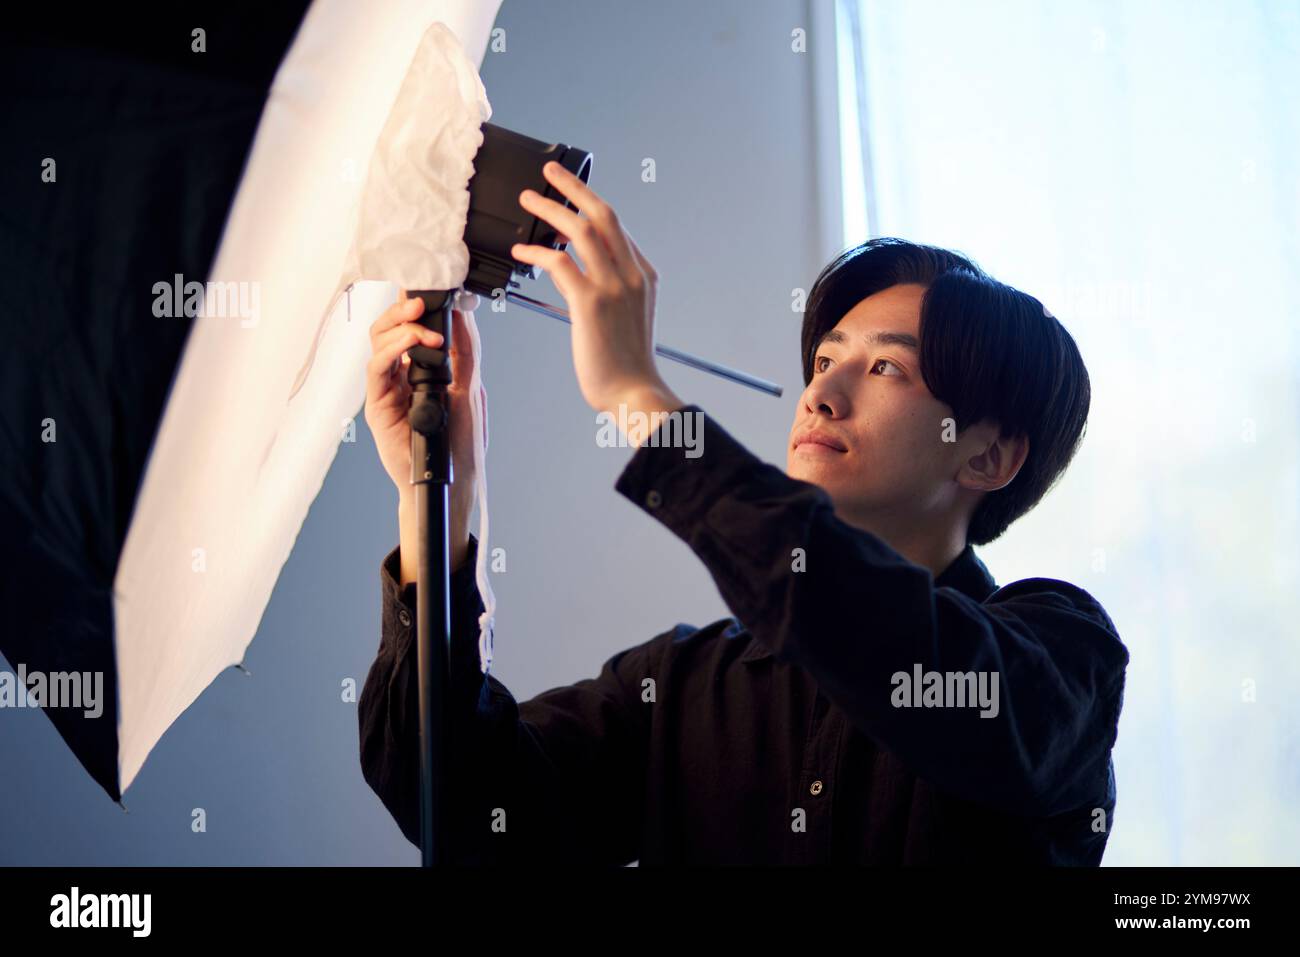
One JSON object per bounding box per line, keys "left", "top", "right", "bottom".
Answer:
{"left": 959, "top": 421, "right": 1029, "bottom": 493}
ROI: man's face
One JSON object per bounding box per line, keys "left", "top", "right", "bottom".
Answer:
{"left": 787, "top": 283, "right": 966, "bottom": 526}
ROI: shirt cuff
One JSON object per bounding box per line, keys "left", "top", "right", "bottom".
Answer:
{"left": 379, "top": 533, "right": 486, "bottom": 669}
{"left": 613, "top": 404, "right": 773, "bottom": 537}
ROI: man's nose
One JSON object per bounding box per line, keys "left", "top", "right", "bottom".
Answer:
{"left": 803, "top": 376, "right": 847, "bottom": 419}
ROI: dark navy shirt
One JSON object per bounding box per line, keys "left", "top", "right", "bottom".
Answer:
{"left": 359, "top": 405, "right": 1129, "bottom": 865}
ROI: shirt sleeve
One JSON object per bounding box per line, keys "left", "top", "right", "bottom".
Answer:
{"left": 358, "top": 533, "right": 654, "bottom": 864}
{"left": 614, "top": 404, "right": 1130, "bottom": 819}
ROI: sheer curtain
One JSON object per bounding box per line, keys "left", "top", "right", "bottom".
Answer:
{"left": 839, "top": 0, "right": 1300, "bottom": 864}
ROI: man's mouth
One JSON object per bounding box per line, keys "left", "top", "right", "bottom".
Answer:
{"left": 795, "top": 442, "right": 846, "bottom": 456}
{"left": 793, "top": 429, "right": 848, "bottom": 453}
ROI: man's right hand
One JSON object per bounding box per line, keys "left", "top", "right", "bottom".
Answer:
{"left": 364, "top": 290, "right": 488, "bottom": 580}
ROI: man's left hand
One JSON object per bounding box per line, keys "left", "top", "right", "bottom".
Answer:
{"left": 511, "top": 161, "right": 681, "bottom": 424}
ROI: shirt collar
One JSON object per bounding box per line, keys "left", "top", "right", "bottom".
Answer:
{"left": 740, "top": 540, "right": 998, "bottom": 663}
{"left": 935, "top": 542, "right": 999, "bottom": 603}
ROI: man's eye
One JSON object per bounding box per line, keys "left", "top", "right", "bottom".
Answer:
{"left": 814, "top": 354, "right": 902, "bottom": 376}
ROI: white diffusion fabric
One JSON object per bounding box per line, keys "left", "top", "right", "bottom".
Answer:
{"left": 343, "top": 22, "right": 492, "bottom": 294}
{"left": 454, "top": 290, "right": 496, "bottom": 675}
{"left": 112, "top": 1, "right": 502, "bottom": 795}
{"left": 289, "top": 20, "right": 493, "bottom": 402}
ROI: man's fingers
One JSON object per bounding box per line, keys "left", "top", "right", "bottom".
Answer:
{"left": 375, "top": 319, "right": 442, "bottom": 354}
{"left": 519, "top": 189, "right": 618, "bottom": 284}
{"left": 370, "top": 298, "right": 485, "bottom": 446}
{"left": 540, "top": 161, "right": 641, "bottom": 280}
{"left": 370, "top": 295, "right": 424, "bottom": 344}
{"left": 367, "top": 325, "right": 432, "bottom": 386}
{"left": 510, "top": 243, "right": 586, "bottom": 301}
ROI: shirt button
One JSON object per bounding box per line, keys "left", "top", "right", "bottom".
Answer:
{"left": 809, "top": 780, "right": 824, "bottom": 796}
{"left": 398, "top": 608, "right": 412, "bottom": 627}
{"left": 645, "top": 489, "right": 662, "bottom": 509}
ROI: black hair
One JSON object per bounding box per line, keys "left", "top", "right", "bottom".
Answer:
{"left": 800, "top": 237, "right": 1091, "bottom": 546}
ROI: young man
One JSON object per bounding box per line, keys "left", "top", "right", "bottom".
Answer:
{"left": 358, "top": 161, "right": 1129, "bottom": 865}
